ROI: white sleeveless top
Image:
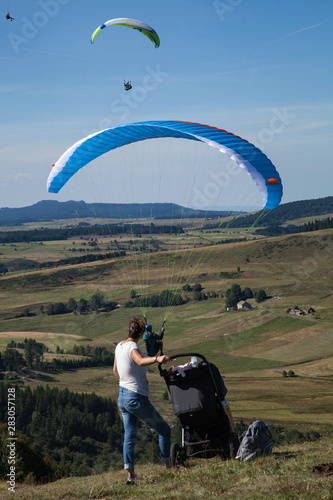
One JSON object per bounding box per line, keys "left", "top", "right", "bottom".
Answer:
{"left": 115, "top": 340, "right": 149, "bottom": 396}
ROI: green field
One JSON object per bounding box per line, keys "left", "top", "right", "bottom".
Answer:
{"left": 1, "top": 226, "right": 332, "bottom": 430}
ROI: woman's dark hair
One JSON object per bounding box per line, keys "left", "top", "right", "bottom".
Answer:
{"left": 128, "top": 318, "right": 145, "bottom": 340}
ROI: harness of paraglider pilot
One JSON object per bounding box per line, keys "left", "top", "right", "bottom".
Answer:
{"left": 124, "top": 80, "right": 132, "bottom": 91}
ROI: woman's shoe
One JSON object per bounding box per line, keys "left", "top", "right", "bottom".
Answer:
{"left": 126, "top": 474, "right": 136, "bottom": 485}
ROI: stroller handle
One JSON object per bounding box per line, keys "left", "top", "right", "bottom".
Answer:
{"left": 158, "top": 352, "right": 207, "bottom": 374}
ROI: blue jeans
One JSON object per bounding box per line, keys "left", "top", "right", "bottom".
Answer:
{"left": 118, "top": 386, "right": 171, "bottom": 470}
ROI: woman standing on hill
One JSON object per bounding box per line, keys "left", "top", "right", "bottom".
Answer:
{"left": 113, "top": 317, "right": 171, "bottom": 484}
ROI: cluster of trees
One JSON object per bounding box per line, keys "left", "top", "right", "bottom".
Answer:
{"left": 253, "top": 289, "right": 268, "bottom": 303}
{"left": 12, "top": 307, "right": 35, "bottom": 318}
{"left": 0, "top": 384, "right": 162, "bottom": 480}
{"left": 181, "top": 283, "right": 217, "bottom": 302}
{"left": 225, "top": 284, "right": 253, "bottom": 308}
{"left": 0, "top": 339, "right": 114, "bottom": 374}
{"left": 45, "top": 292, "right": 118, "bottom": 316}
{"left": 126, "top": 289, "right": 184, "bottom": 309}
{"left": 225, "top": 284, "right": 267, "bottom": 308}
{"left": 182, "top": 281, "right": 267, "bottom": 307}
{"left": 0, "top": 262, "right": 8, "bottom": 275}
{"left": 1, "top": 339, "right": 48, "bottom": 372}
{"left": 0, "top": 348, "right": 25, "bottom": 373}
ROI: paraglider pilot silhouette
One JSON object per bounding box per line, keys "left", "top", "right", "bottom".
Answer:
{"left": 6, "top": 12, "right": 14, "bottom": 21}
{"left": 143, "top": 323, "right": 165, "bottom": 357}
{"left": 124, "top": 80, "right": 132, "bottom": 91}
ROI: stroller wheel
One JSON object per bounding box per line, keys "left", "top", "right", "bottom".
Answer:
{"left": 170, "top": 442, "right": 185, "bottom": 468}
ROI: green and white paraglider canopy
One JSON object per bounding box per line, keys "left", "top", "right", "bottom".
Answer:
{"left": 90, "top": 17, "right": 160, "bottom": 47}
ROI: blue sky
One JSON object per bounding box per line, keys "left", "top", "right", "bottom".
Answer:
{"left": 0, "top": 0, "right": 332, "bottom": 209}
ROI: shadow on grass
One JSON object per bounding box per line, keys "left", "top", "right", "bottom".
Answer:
{"left": 28, "top": 373, "right": 56, "bottom": 382}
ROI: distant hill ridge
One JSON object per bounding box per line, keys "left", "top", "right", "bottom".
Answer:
{"left": 251, "top": 196, "right": 333, "bottom": 225}
{"left": 0, "top": 200, "right": 232, "bottom": 226}
{"left": 0, "top": 197, "right": 332, "bottom": 226}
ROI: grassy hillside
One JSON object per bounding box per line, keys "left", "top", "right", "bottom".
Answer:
{"left": 1, "top": 229, "right": 332, "bottom": 369}
{"left": 0, "top": 438, "right": 332, "bottom": 499}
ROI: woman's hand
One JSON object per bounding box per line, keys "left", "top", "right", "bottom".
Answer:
{"left": 157, "top": 355, "right": 170, "bottom": 364}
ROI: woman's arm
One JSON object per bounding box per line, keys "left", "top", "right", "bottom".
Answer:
{"left": 131, "top": 349, "right": 170, "bottom": 366}
{"left": 113, "top": 354, "right": 120, "bottom": 380}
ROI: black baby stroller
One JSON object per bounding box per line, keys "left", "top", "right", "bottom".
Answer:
{"left": 159, "top": 352, "right": 237, "bottom": 467}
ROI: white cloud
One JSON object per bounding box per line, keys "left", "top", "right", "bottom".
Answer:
{"left": 3, "top": 172, "right": 33, "bottom": 184}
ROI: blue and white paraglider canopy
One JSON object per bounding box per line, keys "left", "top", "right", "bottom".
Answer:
{"left": 47, "top": 120, "right": 282, "bottom": 209}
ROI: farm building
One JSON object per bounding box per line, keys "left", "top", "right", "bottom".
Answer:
{"left": 237, "top": 300, "right": 252, "bottom": 310}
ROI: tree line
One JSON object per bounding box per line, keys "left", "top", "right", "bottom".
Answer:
{"left": 298, "top": 217, "right": 333, "bottom": 232}
{"left": 240, "top": 196, "right": 333, "bottom": 227}
{"left": 44, "top": 292, "right": 118, "bottom": 316}
{"left": 128, "top": 282, "right": 268, "bottom": 310}
{"left": 8, "top": 281, "right": 268, "bottom": 323}
{"left": 36, "top": 250, "right": 126, "bottom": 270}
{"left": 0, "top": 222, "right": 184, "bottom": 244}
{"left": 254, "top": 216, "right": 333, "bottom": 237}
{"left": 126, "top": 289, "right": 184, "bottom": 309}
